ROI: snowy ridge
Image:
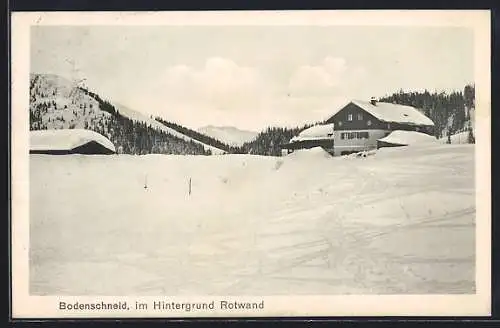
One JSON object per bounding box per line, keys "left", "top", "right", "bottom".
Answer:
{"left": 113, "top": 103, "right": 226, "bottom": 155}
{"left": 30, "top": 129, "right": 116, "bottom": 153}
{"left": 30, "top": 74, "right": 110, "bottom": 130}
{"left": 197, "top": 125, "right": 258, "bottom": 147}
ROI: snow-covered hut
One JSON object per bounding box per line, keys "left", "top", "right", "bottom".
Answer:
{"left": 30, "top": 129, "right": 116, "bottom": 155}
{"left": 280, "top": 123, "right": 335, "bottom": 155}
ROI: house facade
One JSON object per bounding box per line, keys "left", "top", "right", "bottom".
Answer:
{"left": 280, "top": 98, "right": 435, "bottom": 156}
{"left": 324, "top": 98, "right": 435, "bottom": 156}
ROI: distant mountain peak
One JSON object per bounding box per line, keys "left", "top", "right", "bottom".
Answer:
{"left": 197, "top": 125, "right": 258, "bottom": 147}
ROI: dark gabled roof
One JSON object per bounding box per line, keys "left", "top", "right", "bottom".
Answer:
{"left": 329, "top": 100, "right": 435, "bottom": 126}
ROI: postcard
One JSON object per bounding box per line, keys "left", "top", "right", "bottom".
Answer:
{"left": 11, "top": 10, "right": 491, "bottom": 318}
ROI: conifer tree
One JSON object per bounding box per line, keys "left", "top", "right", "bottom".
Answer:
{"left": 468, "top": 127, "right": 475, "bottom": 144}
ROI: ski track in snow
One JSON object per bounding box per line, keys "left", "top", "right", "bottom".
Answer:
{"left": 29, "top": 144, "right": 475, "bottom": 295}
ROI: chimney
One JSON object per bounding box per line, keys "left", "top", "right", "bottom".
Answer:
{"left": 370, "top": 97, "right": 377, "bottom": 106}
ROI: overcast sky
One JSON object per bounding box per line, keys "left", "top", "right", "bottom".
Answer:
{"left": 31, "top": 25, "right": 474, "bottom": 131}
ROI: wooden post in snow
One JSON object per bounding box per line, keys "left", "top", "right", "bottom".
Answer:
{"left": 188, "top": 177, "right": 192, "bottom": 196}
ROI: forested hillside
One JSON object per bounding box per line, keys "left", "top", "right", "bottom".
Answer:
{"left": 30, "top": 74, "right": 475, "bottom": 156}
{"left": 379, "top": 84, "right": 475, "bottom": 139}
{"left": 79, "top": 88, "right": 211, "bottom": 155}
{"left": 197, "top": 126, "right": 258, "bottom": 147}
{"left": 239, "top": 124, "right": 319, "bottom": 156}
{"left": 29, "top": 74, "right": 211, "bottom": 155}
{"left": 155, "top": 117, "right": 241, "bottom": 154}
{"left": 241, "top": 84, "right": 476, "bottom": 156}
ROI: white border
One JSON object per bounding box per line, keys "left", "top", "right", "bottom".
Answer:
{"left": 11, "top": 10, "right": 491, "bottom": 318}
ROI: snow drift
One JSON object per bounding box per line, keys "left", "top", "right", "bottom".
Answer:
{"left": 30, "top": 143, "right": 475, "bottom": 295}
{"left": 30, "top": 129, "right": 116, "bottom": 154}
{"left": 286, "top": 146, "right": 332, "bottom": 159}
{"left": 377, "top": 130, "right": 437, "bottom": 147}
{"left": 439, "top": 131, "right": 472, "bottom": 145}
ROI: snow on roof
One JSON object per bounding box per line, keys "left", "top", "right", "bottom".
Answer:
{"left": 290, "top": 123, "right": 335, "bottom": 142}
{"left": 351, "top": 100, "right": 435, "bottom": 126}
{"left": 377, "top": 130, "right": 437, "bottom": 146}
{"left": 30, "top": 129, "right": 116, "bottom": 153}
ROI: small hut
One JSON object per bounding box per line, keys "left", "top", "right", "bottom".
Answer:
{"left": 280, "top": 123, "right": 335, "bottom": 155}
{"left": 30, "top": 129, "right": 116, "bottom": 155}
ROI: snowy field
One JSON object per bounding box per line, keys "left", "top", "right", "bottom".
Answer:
{"left": 30, "top": 144, "right": 475, "bottom": 295}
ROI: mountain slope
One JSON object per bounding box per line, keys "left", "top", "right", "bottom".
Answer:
{"left": 30, "top": 73, "right": 110, "bottom": 131}
{"left": 29, "top": 74, "right": 216, "bottom": 155}
{"left": 197, "top": 125, "right": 258, "bottom": 147}
{"left": 111, "top": 103, "right": 226, "bottom": 155}
{"left": 154, "top": 118, "right": 243, "bottom": 154}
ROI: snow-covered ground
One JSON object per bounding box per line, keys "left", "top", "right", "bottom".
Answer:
{"left": 30, "top": 143, "right": 475, "bottom": 295}
{"left": 439, "top": 131, "right": 472, "bottom": 145}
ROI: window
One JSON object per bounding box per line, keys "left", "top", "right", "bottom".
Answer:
{"left": 367, "top": 120, "right": 372, "bottom": 126}
{"left": 340, "top": 131, "right": 369, "bottom": 140}
{"left": 347, "top": 114, "right": 353, "bottom": 121}
{"left": 357, "top": 113, "right": 363, "bottom": 120}
{"left": 387, "top": 123, "right": 391, "bottom": 129}
{"left": 338, "top": 121, "right": 343, "bottom": 127}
